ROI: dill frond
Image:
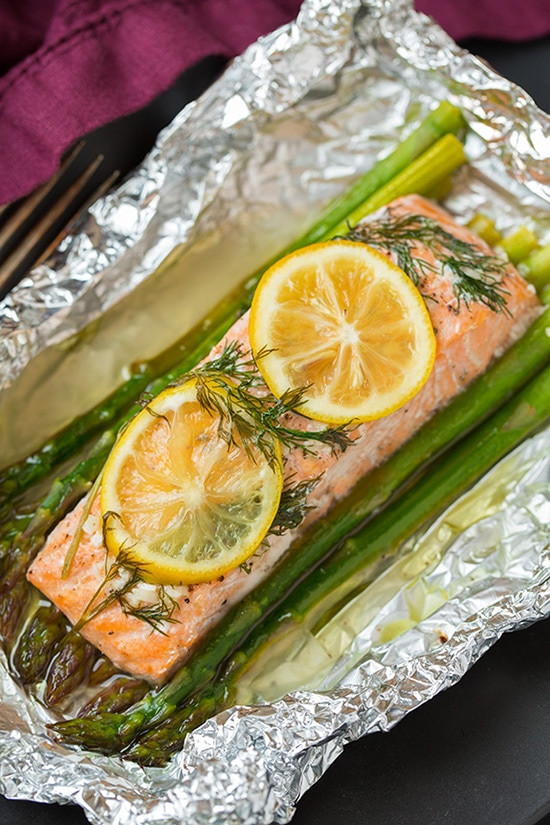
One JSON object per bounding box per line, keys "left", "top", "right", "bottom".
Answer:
{"left": 172, "top": 342, "right": 353, "bottom": 467}
{"left": 74, "top": 525, "right": 180, "bottom": 634}
{"left": 117, "top": 586, "right": 179, "bottom": 635}
{"left": 344, "top": 210, "right": 510, "bottom": 314}
{"left": 269, "top": 475, "right": 320, "bottom": 536}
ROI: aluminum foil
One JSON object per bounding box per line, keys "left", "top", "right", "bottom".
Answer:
{"left": 1, "top": 0, "right": 549, "bottom": 395}
{"left": 0, "top": 0, "right": 549, "bottom": 822}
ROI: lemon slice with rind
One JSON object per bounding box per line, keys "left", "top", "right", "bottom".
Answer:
{"left": 249, "top": 240, "right": 436, "bottom": 424}
{"left": 100, "top": 379, "right": 283, "bottom": 585}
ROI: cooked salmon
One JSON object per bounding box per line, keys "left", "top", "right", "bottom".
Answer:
{"left": 27, "top": 195, "right": 540, "bottom": 683}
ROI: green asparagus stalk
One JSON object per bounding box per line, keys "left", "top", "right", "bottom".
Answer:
{"left": 88, "top": 656, "right": 124, "bottom": 687}
{"left": 12, "top": 605, "right": 70, "bottom": 684}
{"left": 0, "top": 538, "right": 11, "bottom": 580}
{"left": 330, "top": 134, "right": 466, "bottom": 235}
{"left": 279, "top": 101, "right": 465, "bottom": 248}
{"left": 43, "top": 632, "right": 97, "bottom": 707}
{"left": 126, "top": 690, "right": 223, "bottom": 765}
{"left": 12, "top": 436, "right": 111, "bottom": 562}
{"left": 50, "top": 316, "right": 550, "bottom": 754}
{"left": 466, "top": 214, "right": 502, "bottom": 247}
{"left": 522, "top": 243, "right": 550, "bottom": 293}
{"left": 0, "top": 103, "right": 465, "bottom": 508}
{"left": 128, "top": 362, "right": 550, "bottom": 765}
{"left": 78, "top": 677, "right": 149, "bottom": 717}
{"left": 500, "top": 225, "right": 539, "bottom": 264}
{"left": 424, "top": 175, "right": 453, "bottom": 202}
{"left": 0, "top": 577, "right": 31, "bottom": 640}
{"left": 0, "top": 516, "right": 31, "bottom": 580}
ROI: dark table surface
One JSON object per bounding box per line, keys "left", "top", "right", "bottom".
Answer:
{"left": 1, "top": 32, "right": 549, "bottom": 825}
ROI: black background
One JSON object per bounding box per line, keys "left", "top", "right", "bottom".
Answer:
{"left": 1, "top": 33, "right": 549, "bottom": 825}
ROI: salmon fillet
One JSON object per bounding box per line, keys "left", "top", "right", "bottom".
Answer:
{"left": 27, "top": 195, "right": 540, "bottom": 683}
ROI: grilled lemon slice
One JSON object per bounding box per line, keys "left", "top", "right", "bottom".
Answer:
{"left": 249, "top": 241, "right": 436, "bottom": 424}
{"left": 100, "top": 379, "right": 283, "bottom": 585}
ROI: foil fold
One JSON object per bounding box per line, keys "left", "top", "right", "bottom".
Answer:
{"left": 0, "top": 0, "right": 549, "bottom": 823}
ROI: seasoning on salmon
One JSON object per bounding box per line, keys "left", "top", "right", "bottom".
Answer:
{"left": 27, "top": 195, "right": 541, "bottom": 684}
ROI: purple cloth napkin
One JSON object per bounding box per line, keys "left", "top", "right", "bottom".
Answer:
{"left": 0, "top": 0, "right": 302, "bottom": 205}
{"left": 0, "top": 0, "right": 549, "bottom": 205}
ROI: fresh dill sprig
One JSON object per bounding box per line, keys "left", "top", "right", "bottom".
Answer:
{"left": 344, "top": 210, "right": 510, "bottom": 314}
{"left": 73, "top": 545, "right": 143, "bottom": 633}
{"left": 74, "top": 533, "right": 179, "bottom": 635}
{"left": 116, "top": 586, "right": 179, "bottom": 635}
{"left": 269, "top": 475, "right": 320, "bottom": 536}
{"left": 172, "top": 342, "right": 352, "bottom": 466}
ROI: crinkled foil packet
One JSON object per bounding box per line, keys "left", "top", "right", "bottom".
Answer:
{"left": 0, "top": 0, "right": 549, "bottom": 823}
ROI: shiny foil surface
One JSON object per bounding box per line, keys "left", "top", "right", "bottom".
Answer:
{"left": 0, "top": 0, "right": 549, "bottom": 823}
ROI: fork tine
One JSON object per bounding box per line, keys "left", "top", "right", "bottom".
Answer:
{"left": 0, "top": 154, "right": 105, "bottom": 296}
{"left": 0, "top": 142, "right": 86, "bottom": 256}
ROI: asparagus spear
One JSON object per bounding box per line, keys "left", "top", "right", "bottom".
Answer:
{"left": 0, "top": 519, "right": 30, "bottom": 580}
{"left": 88, "top": 656, "right": 123, "bottom": 687}
{"left": 43, "top": 631, "right": 97, "bottom": 707}
{"left": 12, "top": 605, "right": 70, "bottom": 684}
{"left": 500, "top": 226, "right": 538, "bottom": 264}
{"left": 50, "top": 322, "right": 550, "bottom": 754}
{"left": 78, "top": 677, "right": 150, "bottom": 717}
{"left": 0, "top": 578, "right": 31, "bottom": 640}
{"left": 128, "top": 362, "right": 550, "bottom": 765}
{"left": 522, "top": 243, "right": 550, "bottom": 294}
{"left": 127, "top": 690, "right": 224, "bottom": 765}
{"left": 0, "top": 103, "right": 465, "bottom": 508}
{"left": 330, "top": 133, "right": 465, "bottom": 235}
{"left": 466, "top": 214, "right": 502, "bottom": 247}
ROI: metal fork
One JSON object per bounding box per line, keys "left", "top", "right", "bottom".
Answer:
{"left": 0, "top": 143, "right": 119, "bottom": 300}
{"left": 0, "top": 54, "right": 230, "bottom": 302}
